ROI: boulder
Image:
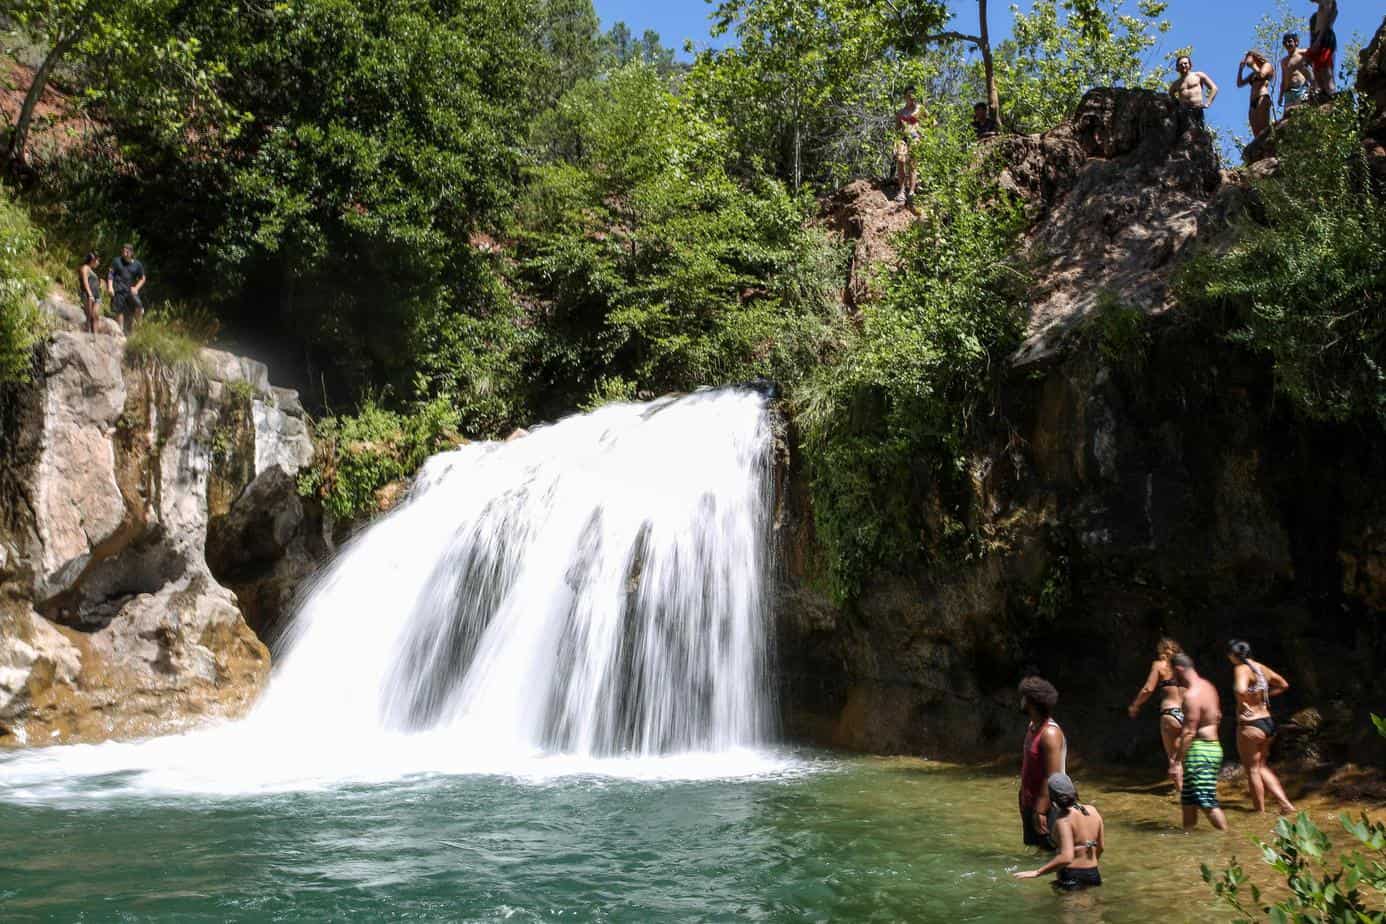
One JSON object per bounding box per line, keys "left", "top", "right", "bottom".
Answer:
{"left": 817, "top": 180, "right": 918, "bottom": 309}
{"left": 0, "top": 296, "right": 322, "bottom": 746}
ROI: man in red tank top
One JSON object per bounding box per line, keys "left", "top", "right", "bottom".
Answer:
{"left": 1018, "top": 676, "right": 1068, "bottom": 848}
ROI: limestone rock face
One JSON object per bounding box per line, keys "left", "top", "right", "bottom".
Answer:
{"left": 0, "top": 299, "right": 318, "bottom": 746}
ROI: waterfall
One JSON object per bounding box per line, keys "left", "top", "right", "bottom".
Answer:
{"left": 255, "top": 387, "right": 777, "bottom": 758}
{"left": 0, "top": 388, "right": 783, "bottom": 799}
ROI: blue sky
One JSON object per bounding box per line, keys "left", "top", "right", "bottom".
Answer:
{"left": 593, "top": 1, "right": 1383, "bottom": 146}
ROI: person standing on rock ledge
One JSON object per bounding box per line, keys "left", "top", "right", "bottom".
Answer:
{"left": 78, "top": 251, "right": 106, "bottom": 335}
{"left": 1280, "top": 33, "right": 1314, "bottom": 113}
{"left": 1169, "top": 55, "right": 1218, "bottom": 138}
{"left": 108, "top": 243, "right": 146, "bottom": 334}
{"left": 892, "top": 86, "right": 923, "bottom": 204}
{"left": 1169, "top": 653, "right": 1229, "bottom": 831}
{"left": 1307, "top": 0, "right": 1339, "bottom": 98}
{"left": 1018, "top": 676, "right": 1067, "bottom": 849}
{"left": 1238, "top": 50, "right": 1275, "bottom": 139}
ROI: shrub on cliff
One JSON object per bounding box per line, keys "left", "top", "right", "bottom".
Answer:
{"left": 796, "top": 121, "right": 1029, "bottom": 601}
{"left": 1178, "top": 101, "right": 1386, "bottom": 425}
{"left": 515, "top": 63, "right": 847, "bottom": 415}
{"left": 298, "top": 398, "right": 461, "bottom": 522}
{"left": 0, "top": 187, "right": 46, "bottom": 384}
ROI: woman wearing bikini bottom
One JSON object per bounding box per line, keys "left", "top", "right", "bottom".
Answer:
{"left": 1013, "top": 773, "right": 1104, "bottom": 890}
{"left": 1228, "top": 639, "right": 1296, "bottom": 815}
{"left": 1127, "top": 637, "right": 1186, "bottom": 790}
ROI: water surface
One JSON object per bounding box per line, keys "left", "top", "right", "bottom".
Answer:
{"left": 2, "top": 752, "right": 1287, "bottom": 922}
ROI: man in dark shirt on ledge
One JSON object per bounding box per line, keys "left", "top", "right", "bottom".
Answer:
{"left": 108, "top": 243, "right": 147, "bottom": 334}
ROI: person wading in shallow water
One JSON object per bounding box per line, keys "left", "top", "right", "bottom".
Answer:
{"left": 1169, "top": 653, "right": 1228, "bottom": 831}
{"left": 1018, "top": 676, "right": 1067, "bottom": 849}
{"left": 1227, "top": 639, "right": 1296, "bottom": 815}
{"left": 1013, "top": 773, "right": 1104, "bottom": 890}
{"left": 1127, "top": 637, "right": 1186, "bottom": 791}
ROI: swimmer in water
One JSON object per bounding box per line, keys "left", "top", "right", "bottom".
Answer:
{"left": 1127, "top": 637, "right": 1187, "bottom": 791}
{"left": 1013, "top": 773, "right": 1104, "bottom": 890}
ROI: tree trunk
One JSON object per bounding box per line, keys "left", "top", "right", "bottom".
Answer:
{"left": 978, "top": 0, "right": 1002, "bottom": 128}
{"left": 7, "top": 32, "right": 79, "bottom": 168}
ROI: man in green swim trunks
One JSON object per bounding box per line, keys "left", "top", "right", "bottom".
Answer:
{"left": 1169, "top": 653, "right": 1228, "bottom": 831}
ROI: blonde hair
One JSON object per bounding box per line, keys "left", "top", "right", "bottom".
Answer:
{"left": 1156, "top": 637, "right": 1183, "bottom": 661}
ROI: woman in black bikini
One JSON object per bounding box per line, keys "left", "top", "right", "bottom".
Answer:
{"left": 1127, "top": 637, "right": 1185, "bottom": 789}
{"left": 1228, "top": 639, "right": 1295, "bottom": 815}
{"left": 1237, "top": 50, "right": 1274, "bottom": 138}
{"left": 1013, "top": 773, "right": 1103, "bottom": 890}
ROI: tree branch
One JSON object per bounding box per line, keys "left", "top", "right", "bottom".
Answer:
{"left": 920, "top": 31, "right": 983, "bottom": 47}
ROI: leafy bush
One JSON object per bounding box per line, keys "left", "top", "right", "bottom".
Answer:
{"left": 1178, "top": 100, "right": 1386, "bottom": 425}
{"left": 516, "top": 63, "right": 847, "bottom": 414}
{"left": 795, "top": 120, "right": 1029, "bottom": 600}
{"left": 0, "top": 186, "right": 47, "bottom": 384}
{"left": 297, "top": 398, "right": 461, "bottom": 521}
{"left": 1203, "top": 716, "right": 1386, "bottom": 922}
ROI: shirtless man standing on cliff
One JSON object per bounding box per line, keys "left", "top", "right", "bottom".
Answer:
{"left": 1169, "top": 653, "right": 1228, "bottom": 831}
{"left": 1170, "top": 55, "right": 1218, "bottom": 138}
{"left": 1280, "top": 33, "right": 1314, "bottom": 113}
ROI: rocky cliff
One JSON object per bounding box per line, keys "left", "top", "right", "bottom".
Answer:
{"left": 0, "top": 298, "right": 321, "bottom": 745}
{"left": 778, "top": 70, "right": 1386, "bottom": 769}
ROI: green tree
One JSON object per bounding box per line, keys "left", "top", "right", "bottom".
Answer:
{"left": 992, "top": 0, "right": 1172, "bottom": 132}
{"left": 86, "top": 0, "right": 542, "bottom": 413}
{"left": 4, "top": 0, "right": 235, "bottom": 168}
{"left": 690, "top": 0, "right": 948, "bottom": 189}
{"left": 601, "top": 22, "right": 679, "bottom": 76}
{"left": 516, "top": 63, "right": 844, "bottom": 412}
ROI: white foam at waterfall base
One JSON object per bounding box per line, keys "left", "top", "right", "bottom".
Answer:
{"left": 0, "top": 388, "right": 801, "bottom": 800}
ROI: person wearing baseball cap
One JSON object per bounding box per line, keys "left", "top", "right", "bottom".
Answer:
{"left": 1013, "top": 773, "right": 1105, "bottom": 890}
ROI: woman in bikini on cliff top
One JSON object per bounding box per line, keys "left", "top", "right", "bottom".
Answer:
{"left": 1228, "top": 639, "right": 1296, "bottom": 815}
{"left": 1127, "top": 637, "right": 1185, "bottom": 789}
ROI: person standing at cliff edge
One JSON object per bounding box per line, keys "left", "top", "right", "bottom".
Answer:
{"left": 1019, "top": 676, "right": 1067, "bottom": 849}
{"left": 108, "top": 243, "right": 146, "bottom": 334}
{"left": 892, "top": 85, "right": 924, "bottom": 204}
{"left": 1169, "top": 653, "right": 1229, "bottom": 831}
{"left": 1307, "top": 0, "right": 1339, "bottom": 98}
{"left": 1169, "top": 55, "right": 1218, "bottom": 138}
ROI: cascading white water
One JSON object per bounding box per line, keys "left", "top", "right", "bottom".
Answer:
{"left": 0, "top": 388, "right": 787, "bottom": 800}
{"left": 260, "top": 386, "right": 776, "bottom": 757}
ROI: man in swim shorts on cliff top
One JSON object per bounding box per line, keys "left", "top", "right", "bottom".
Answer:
{"left": 1307, "top": 0, "right": 1338, "bottom": 98}
{"left": 1169, "top": 55, "right": 1217, "bottom": 138}
{"left": 1280, "top": 33, "right": 1314, "bottom": 113}
{"left": 1018, "top": 676, "right": 1067, "bottom": 848}
{"left": 1169, "top": 653, "right": 1228, "bottom": 831}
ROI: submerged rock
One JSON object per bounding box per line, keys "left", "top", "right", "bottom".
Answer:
{"left": 0, "top": 299, "right": 320, "bottom": 745}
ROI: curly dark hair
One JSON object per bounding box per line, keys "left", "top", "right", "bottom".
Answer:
{"left": 1018, "top": 676, "right": 1059, "bottom": 714}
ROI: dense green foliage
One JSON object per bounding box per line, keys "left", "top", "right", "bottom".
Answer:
{"left": 1203, "top": 717, "right": 1386, "bottom": 922}
{"left": 297, "top": 398, "right": 461, "bottom": 521}
{"left": 0, "top": 186, "right": 46, "bottom": 384}
{"left": 1178, "top": 101, "right": 1386, "bottom": 425}
{"left": 517, "top": 63, "right": 845, "bottom": 412}
{"left": 797, "top": 122, "right": 1028, "bottom": 599}
{"left": 4, "top": 0, "right": 1193, "bottom": 583}
{"left": 992, "top": 0, "right": 1173, "bottom": 133}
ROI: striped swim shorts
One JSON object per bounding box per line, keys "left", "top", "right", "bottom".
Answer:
{"left": 1181, "top": 738, "right": 1222, "bottom": 808}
